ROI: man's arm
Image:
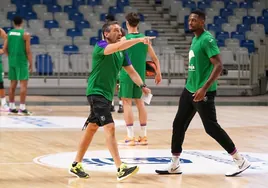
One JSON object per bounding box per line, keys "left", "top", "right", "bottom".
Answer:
{"left": 104, "top": 36, "right": 154, "bottom": 55}
{"left": 24, "top": 33, "right": 33, "bottom": 72}
{"left": 0, "top": 28, "right": 7, "bottom": 55}
{"left": 202, "top": 54, "right": 223, "bottom": 91}
{"left": 148, "top": 45, "right": 161, "bottom": 74}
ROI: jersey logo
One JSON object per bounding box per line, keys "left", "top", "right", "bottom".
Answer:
{"left": 188, "top": 50, "right": 195, "bottom": 72}
{"left": 119, "top": 52, "right": 123, "bottom": 57}
{"left": 209, "top": 39, "right": 213, "bottom": 43}
{"left": 9, "top": 32, "right": 21, "bottom": 36}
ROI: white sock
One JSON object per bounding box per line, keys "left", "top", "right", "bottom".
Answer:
{"left": 1, "top": 97, "right": 7, "bottom": 106}
{"left": 140, "top": 124, "right": 147, "bottom": 137}
{"left": 126, "top": 125, "right": 134, "bottom": 138}
{"left": 20, "top": 104, "right": 26, "bottom": 110}
{"left": 9, "top": 102, "right": 15, "bottom": 109}
{"left": 231, "top": 151, "right": 243, "bottom": 160}
{"left": 172, "top": 155, "right": 180, "bottom": 166}
{"left": 112, "top": 100, "right": 114, "bottom": 106}
{"left": 119, "top": 100, "right": 123, "bottom": 106}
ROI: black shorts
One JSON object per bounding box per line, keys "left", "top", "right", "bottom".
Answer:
{"left": 83, "top": 95, "right": 114, "bottom": 129}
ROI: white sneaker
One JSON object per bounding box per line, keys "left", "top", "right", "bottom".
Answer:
{"left": 155, "top": 162, "right": 182, "bottom": 175}
{"left": 225, "top": 157, "right": 251, "bottom": 177}
{"left": 1, "top": 104, "right": 9, "bottom": 112}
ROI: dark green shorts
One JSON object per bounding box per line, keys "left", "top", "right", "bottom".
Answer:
{"left": 8, "top": 66, "right": 29, "bottom": 81}
{"left": 119, "top": 82, "right": 142, "bottom": 99}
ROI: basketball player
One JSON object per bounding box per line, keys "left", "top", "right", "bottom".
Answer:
{"left": 105, "top": 14, "right": 124, "bottom": 113}
{"left": 119, "top": 12, "right": 162, "bottom": 146}
{"left": 69, "top": 21, "right": 153, "bottom": 181}
{"left": 3, "top": 16, "right": 32, "bottom": 115}
{"left": 155, "top": 10, "right": 250, "bottom": 176}
{"left": 0, "top": 28, "right": 9, "bottom": 111}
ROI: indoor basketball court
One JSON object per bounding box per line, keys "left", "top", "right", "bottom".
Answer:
{"left": 1, "top": 96, "right": 268, "bottom": 188}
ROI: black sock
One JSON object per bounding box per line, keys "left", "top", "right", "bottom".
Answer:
{"left": 72, "top": 161, "right": 78, "bottom": 167}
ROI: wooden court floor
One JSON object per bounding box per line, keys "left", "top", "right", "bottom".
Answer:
{"left": 0, "top": 104, "right": 268, "bottom": 188}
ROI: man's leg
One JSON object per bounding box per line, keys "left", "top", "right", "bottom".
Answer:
{"left": 134, "top": 98, "right": 148, "bottom": 145}
{"left": 18, "top": 66, "right": 31, "bottom": 115}
{"left": 156, "top": 88, "right": 196, "bottom": 174}
{"left": 0, "top": 67, "right": 8, "bottom": 111}
{"left": 8, "top": 66, "right": 18, "bottom": 113}
{"left": 195, "top": 91, "right": 251, "bottom": 176}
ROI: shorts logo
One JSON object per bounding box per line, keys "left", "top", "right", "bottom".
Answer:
{"left": 100, "top": 116, "right": 105, "bottom": 122}
{"left": 34, "top": 149, "right": 268, "bottom": 175}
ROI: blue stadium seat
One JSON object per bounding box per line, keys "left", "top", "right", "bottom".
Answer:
{"left": 197, "top": 1, "right": 210, "bottom": 10}
{"left": 220, "top": 8, "right": 233, "bottom": 18}
{"left": 36, "top": 54, "right": 53, "bottom": 75}
{"left": 100, "top": 13, "right": 109, "bottom": 21}
{"left": 69, "top": 12, "right": 84, "bottom": 22}
{"left": 183, "top": 1, "right": 196, "bottom": 10}
{"left": 217, "top": 39, "right": 225, "bottom": 47}
{"left": 73, "top": 0, "right": 86, "bottom": 7}
{"left": 24, "top": 11, "right": 37, "bottom": 20}
{"left": 214, "top": 16, "right": 227, "bottom": 25}
{"left": 257, "top": 16, "right": 268, "bottom": 34}
{"left": 98, "top": 29, "right": 102, "bottom": 39}
{"left": 109, "top": 6, "right": 122, "bottom": 15}
{"left": 17, "top": 0, "right": 41, "bottom": 4}
{"left": 90, "top": 37, "right": 99, "bottom": 45}
{"left": 3, "top": 27, "right": 13, "bottom": 34}
{"left": 263, "top": 9, "right": 268, "bottom": 18}
{"left": 231, "top": 31, "right": 245, "bottom": 41}
{"left": 243, "top": 16, "right": 256, "bottom": 26}
{"left": 7, "top": 11, "right": 19, "bottom": 20}
{"left": 208, "top": 24, "right": 221, "bottom": 33}
{"left": 117, "top": 0, "right": 130, "bottom": 10}
{"left": 64, "top": 45, "right": 79, "bottom": 54}
{"left": 139, "top": 13, "right": 145, "bottom": 22}
{"left": 67, "top": 28, "right": 82, "bottom": 37}
{"left": 64, "top": 5, "right": 78, "bottom": 13}
{"left": 145, "top": 30, "right": 159, "bottom": 37}
{"left": 16, "top": 4, "right": 32, "bottom": 13}
{"left": 239, "top": 2, "right": 253, "bottom": 9}
{"left": 122, "top": 22, "right": 127, "bottom": 30}
{"left": 240, "top": 40, "right": 255, "bottom": 53}
{"left": 237, "top": 24, "right": 250, "bottom": 34}
{"left": 44, "top": 20, "right": 59, "bottom": 29}
{"left": 47, "top": 4, "right": 62, "bottom": 13}
{"left": 216, "top": 31, "right": 229, "bottom": 41}
{"left": 87, "top": 0, "right": 102, "bottom": 6}
{"left": 226, "top": 1, "right": 238, "bottom": 9}
{"left": 42, "top": 0, "right": 55, "bottom": 5}
{"left": 75, "top": 20, "right": 90, "bottom": 30}
{"left": 184, "top": 15, "right": 190, "bottom": 33}
{"left": 30, "top": 35, "right": 40, "bottom": 44}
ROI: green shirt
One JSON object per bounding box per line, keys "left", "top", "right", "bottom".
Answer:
{"left": 186, "top": 31, "right": 220, "bottom": 93}
{"left": 7, "top": 29, "right": 28, "bottom": 67}
{"left": 86, "top": 40, "right": 131, "bottom": 101}
{"left": 120, "top": 33, "right": 148, "bottom": 83}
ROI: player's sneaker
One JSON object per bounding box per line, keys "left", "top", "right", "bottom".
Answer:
{"left": 117, "top": 163, "right": 139, "bottom": 181}
{"left": 1, "top": 104, "right": 9, "bottom": 112}
{"left": 69, "top": 162, "right": 89, "bottom": 178}
{"left": 18, "top": 109, "right": 32, "bottom": 116}
{"left": 117, "top": 105, "right": 124, "bottom": 113}
{"left": 155, "top": 161, "right": 182, "bottom": 175}
{"left": 8, "top": 108, "right": 18, "bottom": 115}
{"left": 225, "top": 157, "right": 251, "bottom": 177}
{"left": 137, "top": 136, "right": 148, "bottom": 145}
{"left": 119, "top": 137, "right": 136, "bottom": 146}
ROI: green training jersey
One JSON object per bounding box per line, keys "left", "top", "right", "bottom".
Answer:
{"left": 120, "top": 33, "right": 148, "bottom": 83}
{"left": 86, "top": 40, "right": 131, "bottom": 101}
{"left": 7, "top": 29, "right": 27, "bottom": 67}
{"left": 185, "top": 31, "right": 220, "bottom": 93}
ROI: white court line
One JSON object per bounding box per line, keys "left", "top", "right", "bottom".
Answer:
{"left": 0, "top": 162, "right": 34, "bottom": 165}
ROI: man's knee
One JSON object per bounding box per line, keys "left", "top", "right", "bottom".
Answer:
{"left": 122, "top": 98, "right": 132, "bottom": 105}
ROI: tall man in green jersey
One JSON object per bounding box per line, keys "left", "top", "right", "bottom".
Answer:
{"left": 0, "top": 28, "right": 9, "bottom": 111}
{"left": 155, "top": 10, "right": 250, "bottom": 176}
{"left": 119, "top": 12, "right": 162, "bottom": 146}
{"left": 70, "top": 21, "right": 153, "bottom": 181}
{"left": 3, "top": 16, "right": 32, "bottom": 115}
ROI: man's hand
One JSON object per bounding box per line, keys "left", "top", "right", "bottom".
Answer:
{"left": 193, "top": 87, "right": 207, "bottom": 102}
{"left": 140, "top": 36, "right": 156, "bottom": 45}
{"left": 142, "top": 87, "right": 151, "bottom": 95}
{"left": 155, "top": 71, "right": 162, "bottom": 85}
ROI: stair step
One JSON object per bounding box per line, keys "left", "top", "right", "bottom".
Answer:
{"left": 137, "top": 10, "right": 160, "bottom": 14}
